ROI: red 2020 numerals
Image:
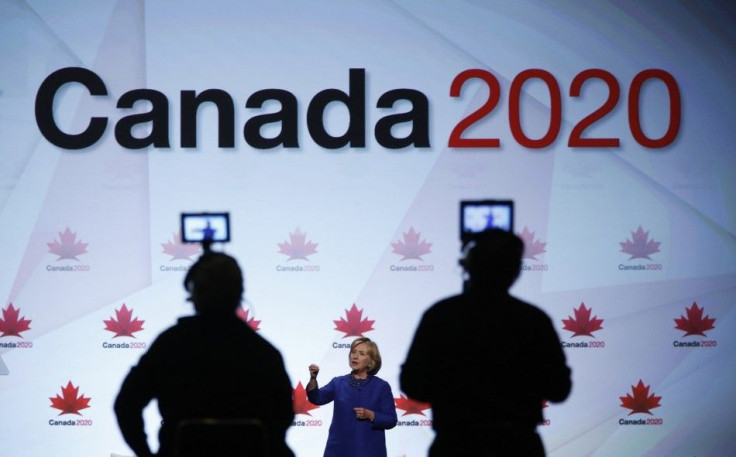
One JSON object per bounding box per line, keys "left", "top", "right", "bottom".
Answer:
{"left": 448, "top": 68, "right": 680, "bottom": 149}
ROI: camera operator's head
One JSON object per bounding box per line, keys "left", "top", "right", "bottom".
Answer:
{"left": 184, "top": 252, "right": 244, "bottom": 314}
{"left": 461, "top": 229, "right": 524, "bottom": 292}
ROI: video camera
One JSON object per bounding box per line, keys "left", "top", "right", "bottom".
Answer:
{"left": 180, "top": 212, "right": 231, "bottom": 252}
{"left": 460, "top": 200, "right": 514, "bottom": 245}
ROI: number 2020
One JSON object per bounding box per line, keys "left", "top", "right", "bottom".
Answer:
{"left": 448, "top": 68, "right": 680, "bottom": 149}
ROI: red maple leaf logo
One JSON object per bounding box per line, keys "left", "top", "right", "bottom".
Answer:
{"left": 237, "top": 307, "right": 261, "bottom": 331}
{"left": 0, "top": 303, "right": 32, "bottom": 337}
{"left": 103, "top": 304, "right": 144, "bottom": 338}
{"left": 562, "top": 303, "right": 604, "bottom": 337}
{"left": 278, "top": 228, "right": 318, "bottom": 261}
{"left": 674, "top": 302, "right": 715, "bottom": 337}
{"left": 391, "top": 227, "right": 432, "bottom": 261}
{"left": 292, "top": 381, "right": 320, "bottom": 416}
{"left": 334, "top": 304, "right": 375, "bottom": 338}
{"left": 47, "top": 228, "right": 88, "bottom": 261}
{"left": 50, "top": 381, "right": 91, "bottom": 415}
{"left": 619, "top": 226, "right": 661, "bottom": 260}
{"left": 394, "top": 394, "right": 431, "bottom": 416}
{"left": 518, "top": 226, "right": 547, "bottom": 260}
{"left": 161, "top": 230, "right": 202, "bottom": 261}
{"left": 620, "top": 380, "right": 661, "bottom": 415}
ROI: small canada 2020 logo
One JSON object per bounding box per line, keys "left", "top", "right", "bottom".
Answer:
{"left": 618, "top": 225, "right": 663, "bottom": 272}
{"left": 390, "top": 227, "right": 434, "bottom": 272}
{"left": 48, "top": 381, "right": 93, "bottom": 427}
{"left": 560, "top": 302, "right": 605, "bottom": 349}
{"left": 46, "top": 227, "right": 91, "bottom": 273}
{"left": 619, "top": 379, "right": 663, "bottom": 426}
{"left": 160, "top": 229, "right": 200, "bottom": 273}
{"left": 276, "top": 227, "right": 320, "bottom": 272}
{"left": 673, "top": 302, "right": 717, "bottom": 348}
{"left": 332, "top": 304, "right": 374, "bottom": 349}
{"left": 101, "top": 304, "right": 147, "bottom": 350}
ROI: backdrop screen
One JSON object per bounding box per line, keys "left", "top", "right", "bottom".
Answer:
{"left": 1, "top": 1, "right": 735, "bottom": 456}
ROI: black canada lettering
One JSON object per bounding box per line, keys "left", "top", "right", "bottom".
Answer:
{"left": 35, "top": 67, "right": 108, "bottom": 150}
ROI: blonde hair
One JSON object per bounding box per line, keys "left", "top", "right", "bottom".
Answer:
{"left": 350, "top": 337, "right": 382, "bottom": 375}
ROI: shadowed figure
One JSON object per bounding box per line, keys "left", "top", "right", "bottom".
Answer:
{"left": 114, "top": 252, "right": 295, "bottom": 457}
{"left": 400, "top": 229, "right": 572, "bottom": 457}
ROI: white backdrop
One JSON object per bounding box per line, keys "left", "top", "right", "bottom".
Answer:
{"left": 1, "top": 1, "right": 735, "bottom": 456}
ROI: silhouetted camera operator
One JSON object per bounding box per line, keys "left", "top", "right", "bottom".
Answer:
{"left": 115, "top": 252, "right": 295, "bottom": 457}
{"left": 400, "top": 229, "right": 572, "bottom": 457}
